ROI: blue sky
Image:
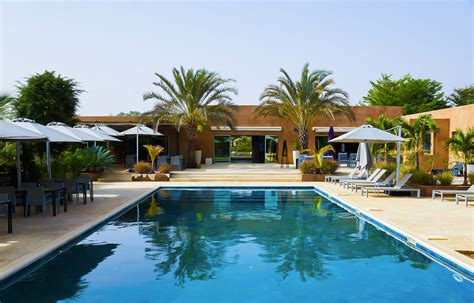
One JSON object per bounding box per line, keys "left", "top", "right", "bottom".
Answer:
{"left": 1, "top": 0, "right": 472, "bottom": 116}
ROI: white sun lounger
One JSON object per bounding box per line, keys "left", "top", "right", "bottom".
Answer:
{"left": 432, "top": 185, "right": 474, "bottom": 202}
{"left": 325, "top": 167, "right": 358, "bottom": 182}
{"left": 455, "top": 194, "right": 474, "bottom": 207}
{"left": 338, "top": 169, "right": 380, "bottom": 187}
{"left": 353, "top": 171, "right": 396, "bottom": 193}
{"left": 341, "top": 169, "right": 385, "bottom": 189}
{"left": 329, "top": 169, "right": 367, "bottom": 184}
{"left": 361, "top": 174, "right": 420, "bottom": 198}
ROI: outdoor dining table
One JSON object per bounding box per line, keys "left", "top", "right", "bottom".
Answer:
{"left": 15, "top": 186, "right": 64, "bottom": 217}
{"left": 0, "top": 193, "right": 13, "bottom": 233}
{"left": 44, "top": 186, "right": 66, "bottom": 215}
{"left": 76, "top": 178, "right": 93, "bottom": 204}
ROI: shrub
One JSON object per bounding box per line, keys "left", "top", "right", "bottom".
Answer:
{"left": 159, "top": 163, "right": 171, "bottom": 174}
{"left": 320, "top": 159, "right": 338, "bottom": 174}
{"left": 437, "top": 171, "right": 454, "bottom": 186}
{"left": 410, "top": 170, "right": 437, "bottom": 186}
{"left": 468, "top": 173, "right": 474, "bottom": 185}
{"left": 300, "top": 160, "right": 318, "bottom": 174}
{"left": 375, "top": 162, "right": 397, "bottom": 175}
{"left": 134, "top": 161, "right": 152, "bottom": 174}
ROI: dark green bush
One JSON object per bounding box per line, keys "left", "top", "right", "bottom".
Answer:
{"left": 468, "top": 173, "right": 474, "bottom": 185}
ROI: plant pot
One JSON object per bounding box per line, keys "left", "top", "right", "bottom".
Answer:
{"left": 195, "top": 150, "right": 202, "bottom": 168}
{"left": 467, "top": 164, "right": 474, "bottom": 175}
{"left": 131, "top": 173, "right": 170, "bottom": 182}
{"left": 81, "top": 172, "right": 102, "bottom": 181}
{"left": 293, "top": 151, "right": 300, "bottom": 167}
{"left": 301, "top": 174, "right": 326, "bottom": 182}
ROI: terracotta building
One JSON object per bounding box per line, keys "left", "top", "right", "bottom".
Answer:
{"left": 78, "top": 105, "right": 403, "bottom": 166}
{"left": 403, "top": 104, "right": 474, "bottom": 169}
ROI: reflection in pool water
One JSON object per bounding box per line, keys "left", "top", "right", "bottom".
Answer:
{"left": 0, "top": 188, "right": 472, "bottom": 302}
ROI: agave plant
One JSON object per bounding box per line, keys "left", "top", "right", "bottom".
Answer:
{"left": 143, "top": 144, "right": 164, "bottom": 171}
{"left": 83, "top": 146, "right": 115, "bottom": 173}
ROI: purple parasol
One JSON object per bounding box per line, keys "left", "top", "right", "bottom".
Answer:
{"left": 327, "top": 126, "right": 335, "bottom": 159}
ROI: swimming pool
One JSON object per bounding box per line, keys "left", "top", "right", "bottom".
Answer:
{"left": 0, "top": 187, "right": 472, "bottom": 302}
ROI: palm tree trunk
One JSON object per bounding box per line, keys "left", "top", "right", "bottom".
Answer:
{"left": 463, "top": 161, "right": 468, "bottom": 186}
{"left": 299, "top": 129, "right": 309, "bottom": 150}
{"left": 185, "top": 125, "right": 198, "bottom": 168}
{"left": 415, "top": 151, "right": 420, "bottom": 171}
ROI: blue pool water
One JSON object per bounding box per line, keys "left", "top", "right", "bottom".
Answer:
{"left": 0, "top": 188, "right": 472, "bottom": 302}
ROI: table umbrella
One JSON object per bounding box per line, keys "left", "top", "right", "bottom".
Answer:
{"left": 74, "top": 125, "right": 122, "bottom": 143}
{"left": 13, "top": 118, "right": 82, "bottom": 179}
{"left": 327, "top": 126, "right": 335, "bottom": 159}
{"left": 47, "top": 122, "right": 103, "bottom": 142}
{"left": 119, "top": 124, "right": 163, "bottom": 164}
{"left": 93, "top": 124, "right": 121, "bottom": 137}
{"left": 330, "top": 125, "right": 405, "bottom": 182}
{"left": 0, "top": 120, "right": 46, "bottom": 186}
{"left": 355, "top": 143, "right": 373, "bottom": 175}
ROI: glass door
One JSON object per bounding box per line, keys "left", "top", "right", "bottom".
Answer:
{"left": 214, "top": 136, "right": 231, "bottom": 163}
{"left": 265, "top": 135, "right": 279, "bottom": 163}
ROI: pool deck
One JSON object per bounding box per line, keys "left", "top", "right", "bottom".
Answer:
{"left": 0, "top": 180, "right": 473, "bottom": 283}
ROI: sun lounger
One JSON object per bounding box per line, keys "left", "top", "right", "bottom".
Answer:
{"left": 343, "top": 169, "right": 387, "bottom": 190}
{"left": 361, "top": 174, "right": 420, "bottom": 198}
{"left": 329, "top": 169, "right": 367, "bottom": 184}
{"left": 455, "top": 194, "right": 474, "bottom": 207}
{"left": 325, "top": 167, "right": 358, "bottom": 182}
{"left": 353, "top": 172, "right": 396, "bottom": 193}
{"left": 432, "top": 185, "right": 474, "bottom": 202}
{"left": 337, "top": 169, "right": 380, "bottom": 187}
{"left": 340, "top": 169, "right": 383, "bottom": 188}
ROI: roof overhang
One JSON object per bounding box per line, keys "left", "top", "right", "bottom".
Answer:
{"left": 211, "top": 126, "right": 282, "bottom": 132}
{"left": 312, "top": 127, "right": 357, "bottom": 133}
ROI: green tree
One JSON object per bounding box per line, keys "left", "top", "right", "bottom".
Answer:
{"left": 447, "top": 85, "right": 474, "bottom": 106}
{"left": 256, "top": 63, "right": 353, "bottom": 150}
{"left": 361, "top": 74, "right": 448, "bottom": 114}
{"left": 366, "top": 114, "right": 404, "bottom": 161}
{"left": 444, "top": 127, "right": 474, "bottom": 185}
{"left": 400, "top": 114, "right": 439, "bottom": 171}
{"left": 143, "top": 67, "right": 237, "bottom": 168}
{"left": 0, "top": 93, "right": 14, "bottom": 119}
{"left": 14, "top": 71, "right": 82, "bottom": 125}
{"left": 117, "top": 111, "right": 142, "bottom": 116}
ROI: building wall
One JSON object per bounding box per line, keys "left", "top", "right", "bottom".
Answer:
{"left": 78, "top": 105, "right": 403, "bottom": 165}
{"left": 403, "top": 104, "right": 474, "bottom": 168}
{"left": 194, "top": 105, "right": 403, "bottom": 164}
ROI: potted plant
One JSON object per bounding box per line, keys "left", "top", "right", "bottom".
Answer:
{"left": 132, "top": 161, "right": 153, "bottom": 181}
{"left": 82, "top": 146, "right": 115, "bottom": 181}
{"left": 300, "top": 145, "right": 336, "bottom": 181}
{"left": 292, "top": 138, "right": 301, "bottom": 167}
{"left": 143, "top": 144, "right": 164, "bottom": 171}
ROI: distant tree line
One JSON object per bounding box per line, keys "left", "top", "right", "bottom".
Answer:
{"left": 360, "top": 74, "right": 473, "bottom": 114}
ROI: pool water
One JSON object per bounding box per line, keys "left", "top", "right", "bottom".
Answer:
{"left": 0, "top": 188, "right": 472, "bottom": 302}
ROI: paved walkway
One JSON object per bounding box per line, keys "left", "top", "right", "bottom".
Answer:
{"left": 0, "top": 182, "right": 158, "bottom": 281}
{"left": 0, "top": 179, "right": 472, "bottom": 282}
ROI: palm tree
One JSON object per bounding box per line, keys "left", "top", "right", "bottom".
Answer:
{"left": 256, "top": 63, "right": 353, "bottom": 150}
{"left": 366, "top": 114, "right": 405, "bottom": 161}
{"left": 0, "top": 93, "right": 13, "bottom": 119}
{"left": 143, "top": 67, "right": 237, "bottom": 167}
{"left": 445, "top": 127, "right": 474, "bottom": 185}
{"left": 400, "top": 114, "right": 439, "bottom": 171}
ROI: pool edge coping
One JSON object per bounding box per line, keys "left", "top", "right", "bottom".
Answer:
{"left": 312, "top": 186, "right": 474, "bottom": 281}
{"left": 0, "top": 185, "right": 159, "bottom": 284}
